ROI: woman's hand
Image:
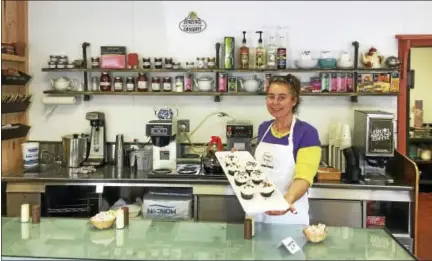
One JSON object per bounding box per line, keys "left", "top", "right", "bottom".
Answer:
{"left": 265, "top": 205, "right": 297, "bottom": 216}
{"left": 231, "top": 147, "right": 238, "bottom": 152}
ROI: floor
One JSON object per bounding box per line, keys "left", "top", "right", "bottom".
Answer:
{"left": 417, "top": 193, "right": 432, "bottom": 260}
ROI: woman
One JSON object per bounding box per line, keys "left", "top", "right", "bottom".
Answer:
{"left": 236, "top": 74, "right": 321, "bottom": 225}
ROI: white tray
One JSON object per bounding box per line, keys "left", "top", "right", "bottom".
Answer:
{"left": 215, "top": 151, "right": 290, "bottom": 214}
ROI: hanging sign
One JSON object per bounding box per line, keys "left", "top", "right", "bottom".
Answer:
{"left": 179, "top": 11, "right": 207, "bottom": 34}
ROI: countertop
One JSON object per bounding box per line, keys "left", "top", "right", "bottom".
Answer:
{"left": 1, "top": 218, "right": 416, "bottom": 260}
{"left": 1, "top": 165, "right": 414, "bottom": 191}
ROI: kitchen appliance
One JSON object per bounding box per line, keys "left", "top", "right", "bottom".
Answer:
{"left": 62, "top": 133, "right": 89, "bottom": 168}
{"left": 353, "top": 110, "right": 395, "bottom": 184}
{"left": 226, "top": 120, "right": 253, "bottom": 154}
{"left": 82, "top": 112, "right": 106, "bottom": 167}
{"left": 146, "top": 119, "right": 177, "bottom": 173}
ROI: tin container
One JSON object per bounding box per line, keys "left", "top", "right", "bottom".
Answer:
{"left": 218, "top": 73, "right": 228, "bottom": 92}
{"left": 184, "top": 74, "right": 193, "bottom": 91}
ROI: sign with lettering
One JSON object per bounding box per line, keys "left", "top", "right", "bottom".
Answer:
{"left": 368, "top": 118, "right": 394, "bottom": 154}
{"left": 278, "top": 237, "right": 301, "bottom": 254}
{"left": 179, "top": 11, "right": 207, "bottom": 34}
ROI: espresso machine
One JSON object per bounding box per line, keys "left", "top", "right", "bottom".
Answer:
{"left": 82, "top": 112, "right": 106, "bottom": 167}
{"left": 352, "top": 110, "right": 395, "bottom": 184}
{"left": 146, "top": 119, "right": 177, "bottom": 173}
{"left": 226, "top": 120, "right": 254, "bottom": 153}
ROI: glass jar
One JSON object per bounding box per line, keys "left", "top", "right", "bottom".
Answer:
{"left": 154, "top": 58, "right": 163, "bottom": 69}
{"left": 163, "top": 77, "right": 172, "bottom": 92}
{"left": 164, "top": 58, "right": 173, "bottom": 69}
{"left": 175, "top": 76, "right": 184, "bottom": 92}
{"left": 114, "top": 76, "right": 124, "bottom": 91}
{"left": 91, "top": 57, "right": 99, "bottom": 69}
{"left": 142, "top": 58, "right": 151, "bottom": 69}
{"left": 100, "top": 72, "right": 111, "bottom": 92}
{"left": 173, "top": 62, "right": 181, "bottom": 70}
{"left": 197, "top": 57, "right": 205, "bottom": 69}
{"left": 136, "top": 73, "right": 148, "bottom": 92}
{"left": 126, "top": 77, "right": 135, "bottom": 92}
{"left": 186, "top": 62, "right": 194, "bottom": 69}
{"left": 207, "top": 57, "right": 216, "bottom": 69}
{"left": 152, "top": 77, "right": 161, "bottom": 92}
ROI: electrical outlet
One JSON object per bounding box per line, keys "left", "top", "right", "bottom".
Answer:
{"left": 178, "top": 119, "right": 190, "bottom": 133}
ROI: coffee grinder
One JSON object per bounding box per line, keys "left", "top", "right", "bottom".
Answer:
{"left": 146, "top": 120, "right": 177, "bottom": 173}
{"left": 226, "top": 120, "right": 253, "bottom": 153}
{"left": 352, "top": 110, "right": 395, "bottom": 184}
{"left": 82, "top": 111, "right": 106, "bottom": 167}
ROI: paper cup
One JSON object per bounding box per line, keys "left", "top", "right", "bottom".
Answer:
{"left": 21, "top": 142, "right": 39, "bottom": 168}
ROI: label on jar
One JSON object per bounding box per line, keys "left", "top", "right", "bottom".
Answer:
{"left": 91, "top": 61, "right": 99, "bottom": 67}
{"left": 163, "top": 82, "right": 171, "bottom": 91}
{"left": 100, "top": 82, "right": 111, "bottom": 91}
{"left": 114, "top": 82, "right": 123, "bottom": 91}
{"left": 152, "top": 83, "right": 160, "bottom": 91}
{"left": 143, "top": 62, "right": 151, "bottom": 67}
{"left": 137, "top": 81, "right": 148, "bottom": 90}
{"left": 155, "top": 61, "right": 162, "bottom": 67}
{"left": 208, "top": 61, "right": 215, "bottom": 67}
{"left": 126, "top": 83, "right": 134, "bottom": 91}
{"left": 241, "top": 52, "right": 249, "bottom": 68}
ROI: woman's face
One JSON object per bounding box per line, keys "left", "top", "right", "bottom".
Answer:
{"left": 266, "top": 82, "right": 297, "bottom": 119}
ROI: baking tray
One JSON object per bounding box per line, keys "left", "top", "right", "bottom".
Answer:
{"left": 215, "top": 151, "right": 289, "bottom": 214}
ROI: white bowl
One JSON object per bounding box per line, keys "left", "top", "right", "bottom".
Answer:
{"left": 127, "top": 204, "right": 141, "bottom": 218}
{"left": 295, "top": 59, "right": 318, "bottom": 69}
{"left": 337, "top": 60, "right": 354, "bottom": 69}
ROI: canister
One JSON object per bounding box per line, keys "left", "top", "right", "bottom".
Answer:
{"left": 62, "top": 134, "right": 89, "bottom": 168}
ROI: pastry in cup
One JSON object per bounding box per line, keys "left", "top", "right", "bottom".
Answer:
{"left": 234, "top": 172, "right": 250, "bottom": 186}
{"left": 240, "top": 183, "right": 255, "bottom": 200}
{"left": 251, "top": 169, "right": 264, "bottom": 184}
{"left": 227, "top": 164, "right": 240, "bottom": 176}
{"left": 245, "top": 160, "right": 260, "bottom": 174}
{"left": 260, "top": 181, "right": 275, "bottom": 197}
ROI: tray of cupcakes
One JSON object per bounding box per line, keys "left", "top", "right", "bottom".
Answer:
{"left": 215, "top": 151, "right": 290, "bottom": 214}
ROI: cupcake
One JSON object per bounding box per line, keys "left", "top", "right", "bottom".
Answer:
{"left": 227, "top": 164, "right": 240, "bottom": 176}
{"left": 245, "top": 160, "right": 260, "bottom": 174}
{"left": 225, "top": 154, "right": 239, "bottom": 166}
{"left": 250, "top": 170, "right": 264, "bottom": 184}
{"left": 260, "top": 181, "right": 275, "bottom": 197}
{"left": 234, "top": 172, "right": 250, "bottom": 186}
{"left": 240, "top": 183, "right": 255, "bottom": 200}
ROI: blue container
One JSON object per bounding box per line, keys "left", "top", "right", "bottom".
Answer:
{"left": 318, "top": 58, "right": 337, "bottom": 69}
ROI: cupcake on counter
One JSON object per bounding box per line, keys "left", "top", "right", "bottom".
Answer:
{"left": 250, "top": 170, "right": 265, "bottom": 184}
{"left": 225, "top": 154, "right": 239, "bottom": 166}
{"left": 240, "top": 183, "right": 255, "bottom": 200}
{"left": 227, "top": 164, "right": 240, "bottom": 176}
{"left": 234, "top": 172, "right": 250, "bottom": 186}
{"left": 245, "top": 160, "right": 260, "bottom": 174}
{"left": 260, "top": 181, "right": 275, "bottom": 197}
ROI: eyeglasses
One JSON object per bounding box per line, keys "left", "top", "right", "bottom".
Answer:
{"left": 270, "top": 75, "right": 294, "bottom": 85}
{"left": 266, "top": 94, "right": 289, "bottom": 103}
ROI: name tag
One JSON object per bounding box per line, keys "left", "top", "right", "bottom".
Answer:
{"left": 279, "top": 237, "right": 301, "bottom": 254}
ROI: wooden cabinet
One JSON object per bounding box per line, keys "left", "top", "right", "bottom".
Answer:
{"left": 1, "top": 0, "right": 29, "bottom": 173}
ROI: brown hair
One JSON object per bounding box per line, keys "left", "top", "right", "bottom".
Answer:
{"left": 268, "top": 74, "right": 301, "bottom": 113}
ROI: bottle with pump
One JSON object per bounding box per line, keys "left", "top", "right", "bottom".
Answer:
{"left": 255, "top": 31, "right": 266, "bottom": 69}
{"left": 267, "top": 34, "right": 277, "bottom": 69}
{"left": 239, "top": 31, "right": 249, "bottom": 69}
{"left": 277, "top": 35, "right": 287, "bottom": 69}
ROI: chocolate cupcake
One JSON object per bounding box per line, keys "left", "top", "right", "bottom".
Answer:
{"left": 260, "top": 181, "right": 275, "bottom": 197}
{"left": 225, "top": 154, "right": 239, "bottom": 166}
{"left": 245, "top": 160, "right": 259, "bottom": 174}
{"left": 240, "top": 183, "right": 255, "bottom": 200}
{"left": 234, "top": 172, "right": 249, "bottom": 186}
{"left": 250, "top": 170, "right": 264, "bottom": 184}
{"left": 227, "top": 164, "right": 239, "bottom": 176}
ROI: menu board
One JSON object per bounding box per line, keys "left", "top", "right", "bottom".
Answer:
{"left": 368, "top": 118, "right": 394, "bottom": 154}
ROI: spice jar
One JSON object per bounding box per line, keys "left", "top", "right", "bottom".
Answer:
{"left": 56, "top": 62, "right": 65, "bottom": 69}
{"left": 91, "top": 57, "right": 99, "bottom": 69}
{"left": 164, "top": 58, "right": 173, "bottom": 69}
{"left": 48, "top": 61, "right": 56, "bottom": 69}
{"left": 186, "top": 62, "right": 195, "bottom": 69}
{"left": 173, "top": 62, "right": 181, "bottom": 70}
{"left": 152, "top": 77, "right": 161, "bottom": 92}
{"left": 163, "top": 77, "right": 172, "bottom": 92}
{"left": 66, "top": 62, "right": 74, "bottom": 69}
{"left": 142, "top": 58, "right": 151, "bottom": 69}
{"left": 100, "top": 72, "right": 112, "bottom": 92}
{"left": 207, "top": 57, "right": 216, "bottom": 69}
{"left": 175, "top": 76, "right": 184, "bottom": 92}
{"left": 59, "top": 56, "right": 68, "bottom": 63}
{"left": 49, "top": 55, "right": 58, "bottom": 62}
{"left": 154, "top": 58, "right": 163, "bottom": 69}
{"left": 136, "top": 73, "right": 148, "bottom": 92}
{"left": 114, "top": 76, "right": 124, "bottom": 91}
{"left": 126, "top": 77, "right": 135, "bottom": 92}
{"left": 197, "top": 57, "right": 205, "bottom": 69}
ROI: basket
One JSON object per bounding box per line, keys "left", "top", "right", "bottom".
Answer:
{"left": 90, "top": 217, "right": 115, "bottom": 230}
{"left": 303, "top": 227, "right": 328, "bottom": 243}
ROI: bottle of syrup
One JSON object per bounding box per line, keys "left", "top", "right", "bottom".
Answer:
{"left": 239, "top": 31, "right": 249, "bottom": 69}
{"left": 255, "top": 31, "right": 265, "bottom": 69}
{"left": 277, "top": 35, "right": 287, "bottom": 69}
{"left": 267, "top": 35, "right": 277, "bottom": 69}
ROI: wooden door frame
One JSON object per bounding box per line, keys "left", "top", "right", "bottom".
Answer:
{"left": 396, "top": 34, "right": 432, "bottom": 155}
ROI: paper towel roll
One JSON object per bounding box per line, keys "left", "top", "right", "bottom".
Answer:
{"left": 42, "top": 96, "right": 76, "bottom": 105}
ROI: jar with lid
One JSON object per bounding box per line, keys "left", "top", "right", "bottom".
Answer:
{"left": 100, "top": 72, "right": 112, "bottom": 92}
{"left": 197, "top": 58, "right": 205, "bottom": 69}
{"left": 164, "top": 58, "right": 173, "bottom": 69}
{"left": 186, "top": 62, "right": 195, "bottom": 69}
{"left": 126, "top": 77, "right": 135, "bottom": 92}
{"left": 207, "top": 57, "right": 216, "bottom": 69}
{"left": 136, "top": 73, "right": 148, "bottom": 92}
{"left": 48, "top": 61, "right": 56, "bottom": 69}
{"left": 49, "top": 55, "right": 58, "bottom": 62}
{"left": 114, "top": 76, "right": 124, "bottom": 92}
{"left": 175, "top": 76, "right": 184, "bottom": 92}
{"left": 91, "top": 57, "right": 99, "bottom": 69}
{"left": 163, "top": 77, "right": 172, "bottom": 92}
{"left": 154, "top": 58, "right": 163, "bottom": 69}
{"left": 142, "top": 58, "right": 151, "bottom": 69}
{"left": 59, "top": 56, "right": 68, "bottom": 63}
{"left": 173, "top": 62, "right": 181, "bottom": 70}
{"left": 57, "top": 62, "right": 66, "bottom": 69}
{"left": 152, "top": 77, "right": 161, "bottom": 92}
{"left": 91, "top": 77, "right": 99, "bottom": 91}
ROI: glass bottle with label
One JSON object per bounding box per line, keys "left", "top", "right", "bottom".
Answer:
{"left": 136, "top": 73, "right": 148, "bottom": 92}
{"left": 277, "top": 35, "right": 287, "bottom": 69}
{"left": 255, "top": 31, "right": 266, "bottom": 69}
{"left": 114, "top": 77, "right": 124, "bottom": 92}
{"left": 126, "top": 77, "right": 135, "bottom": 92}
{"left": 267, "top": 35, "right": 277, "bottom": 69}
{"left": 239, "top": 31, "right": 249, "bottom": 69}
{"left": 100, "top": 72, "right": 111, "bottom": 92}
{"left": 152, "top": 77, "right": 161, "bottom": 92}
{"left": 163, "top": 77, "right": 172, "bottom": 92}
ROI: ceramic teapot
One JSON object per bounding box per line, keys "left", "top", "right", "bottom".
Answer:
{"left": 50, "top": 77, "right": 77, "bottom": 91}
{"left": 337, "top": 51, "right": 354, "bottom": 68}
{"left": 362, "top": 47, "right": 384, "bottom": 69}
{"left": 193, "top": 77, "right": 214, "bottom": 92}
{"left": 239, "top": 75, "right": 262, "bottom": 93}
{"left": 154, "top": 106, "right": 178, "bottom": 120}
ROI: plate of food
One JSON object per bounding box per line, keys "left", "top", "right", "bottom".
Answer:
{"left": 216, "top": 151, "right": 289, "bottom": 214}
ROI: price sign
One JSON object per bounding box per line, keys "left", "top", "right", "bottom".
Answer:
{"left": 279, "top": 237, "right": 301, "bottom": 254}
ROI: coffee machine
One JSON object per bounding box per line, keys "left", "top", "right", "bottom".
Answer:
{"left": 146, "top": 119, "right": 177, "bottom": 173}
{"left": 82, "top": 111, "right": 106, "bottom": 167}
{"left": 352, "top": 110, "right": 395, "bottom": 184}
{"left": 226, "top": 120, "right": 254, "bottom": 153}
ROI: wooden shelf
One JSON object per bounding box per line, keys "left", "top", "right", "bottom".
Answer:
{"left": 414, "top": 160, "right": 432, "bottom": 165}
{"left": 41, "top": 67, "right": 401, "bottom": 73}
{"left": 1, "top": 54, "right": 26, "bottom": 63}
{"left": 42, "top": 90, "right": 399, "bottom": 97}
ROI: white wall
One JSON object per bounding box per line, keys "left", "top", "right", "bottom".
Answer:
{"left": 28, "top": 1, "right": 432, "bottom": 144}
{"left": 410, "top": 47, "right": 432, "bottom": 125}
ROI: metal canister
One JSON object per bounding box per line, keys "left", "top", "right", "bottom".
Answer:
{"left": 62, "top": 134, "right": 89, "bottom": 168}
{"left": 115, "top": 134, "right": 124, "bottom": 168}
